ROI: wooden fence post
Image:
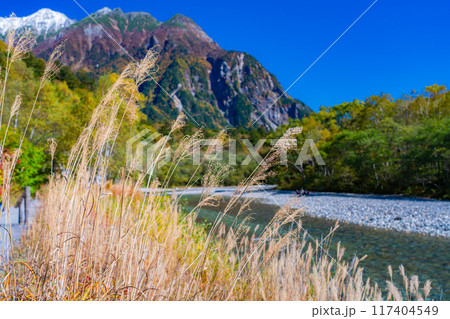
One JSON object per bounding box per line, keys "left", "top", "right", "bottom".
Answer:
{"left": 18, "top": 201, "right": 22, "bottom": 224}
{"left": 24, "top": 186, "right": 31, "bottom": 224}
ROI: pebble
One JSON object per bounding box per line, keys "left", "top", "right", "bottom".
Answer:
{"left": 219, "top": 190, "right": 450, "bottom": 237}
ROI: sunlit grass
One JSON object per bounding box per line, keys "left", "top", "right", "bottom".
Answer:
{"left": 0, "top": 29, "right": 432, "bottom": 301}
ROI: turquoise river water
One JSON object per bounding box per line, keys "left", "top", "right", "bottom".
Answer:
{"left": 181, "top": 195, "right": 449, "bottom": 300}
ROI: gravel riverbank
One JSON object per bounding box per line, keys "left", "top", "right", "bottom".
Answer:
{"left": 165, "top": 187, "right": 450, "bottom": 237}
{"left": 244, "top": 191, "right": 449, "bottom": 237}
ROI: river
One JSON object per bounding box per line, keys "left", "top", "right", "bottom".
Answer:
{"left": 179, "top": 191, "right": 449, "bottom": 300}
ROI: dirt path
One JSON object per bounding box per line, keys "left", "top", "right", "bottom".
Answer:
{"left": 0, "top": 200, "right": 40, "bottom": 264}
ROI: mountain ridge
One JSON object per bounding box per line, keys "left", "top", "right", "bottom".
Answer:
{"left": 3, "top": 8, "right": 312, "bottom": 129}
{"left": 0, "top": 8, "right": 75, "bottom": 39}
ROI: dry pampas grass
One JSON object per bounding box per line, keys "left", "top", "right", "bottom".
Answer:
{"left": 0, "top": 29, "right": 432, "bottom": 301}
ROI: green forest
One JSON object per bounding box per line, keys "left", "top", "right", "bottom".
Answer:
{"left": 268, "top": 88, "right": 450, "bottom": 198}
{"left": 1, "top": 44, "right": 449, "bottom": 199}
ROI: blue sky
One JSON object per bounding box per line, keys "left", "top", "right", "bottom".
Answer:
{"left": 1, "top": 0, "right": 449, "bottom": 111}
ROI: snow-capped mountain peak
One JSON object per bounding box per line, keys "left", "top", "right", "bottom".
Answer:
{"left": 0, "top": 8, "right": 75, "bottom": 38}
{"left": 94, "top": 7, "right": 112, "bottom": 15}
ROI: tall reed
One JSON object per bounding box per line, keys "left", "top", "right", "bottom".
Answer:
{"left": 0, "top": 31, "right": 432, "bottom": 301}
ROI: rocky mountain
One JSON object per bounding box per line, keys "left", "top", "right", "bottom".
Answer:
{"left": 0, "top": 9, "right": 75, "bottom": 40}
{"left": 18, "top": 8, "right": 313, "bottom": 129}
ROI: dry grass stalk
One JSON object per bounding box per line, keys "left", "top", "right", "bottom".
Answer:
{"left": 0, "top": 43, "right": 431, "bottom": 301}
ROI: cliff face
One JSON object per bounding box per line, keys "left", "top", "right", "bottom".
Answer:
{"left": 33, "top": 8, "right": 312, "bottom": 129}
{"left": 209, "top": 51, "right": 310, "bottom": 129}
